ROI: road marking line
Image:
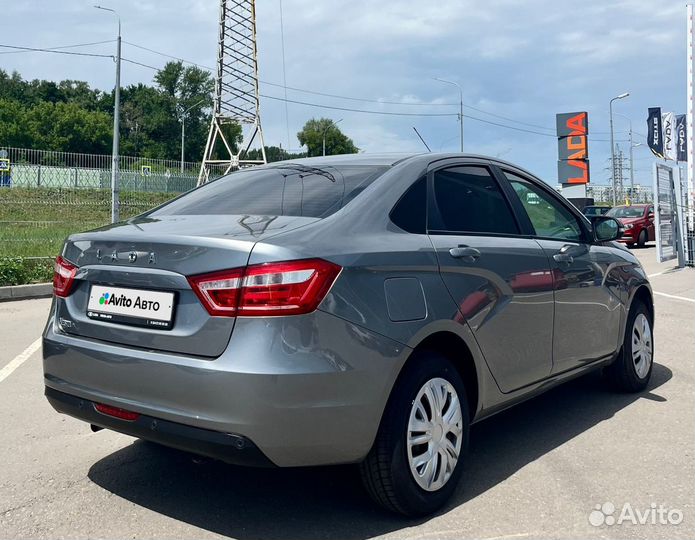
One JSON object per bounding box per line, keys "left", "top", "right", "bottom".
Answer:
{"left": 648, "top": 270, "right": 668, "bottom": 278}
{"left": 653, "top": 291, "right": 695, "bottom": 303}
{"left": 0, "top": 338, "right": 41, "bottom": 384}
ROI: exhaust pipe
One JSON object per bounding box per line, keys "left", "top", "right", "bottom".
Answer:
{"left": 90, "top": 424, "right": 104, "bottom": 433}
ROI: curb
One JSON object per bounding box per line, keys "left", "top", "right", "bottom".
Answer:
{"left": 0, "top": 283, "right": 53, "bottom": 302}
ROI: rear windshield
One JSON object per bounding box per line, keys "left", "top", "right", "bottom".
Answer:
{"left": 151, "top": 164, "right": 389, "bottom": 218}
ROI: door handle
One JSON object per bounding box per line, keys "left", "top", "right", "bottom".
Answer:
{"left": 449, "top": 246, "right": 481, "bottom": 261}
{"left": 553, "top": 253, "right": 574, "bottom": 264}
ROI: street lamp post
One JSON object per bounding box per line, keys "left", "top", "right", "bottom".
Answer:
{"left": 609, "top": 92, "right": 629, "bottom": 206}
{"left": 180, "top": 98, "right": 208, "bottom": 173}
{"left": 435, "top": 78, "right": 464, "bottom": 152}
{"left": 322, "top": 118, "right": 343, "bottom": 156}
{"left": 95, "top": 5, "right": 121, "bottom": 223}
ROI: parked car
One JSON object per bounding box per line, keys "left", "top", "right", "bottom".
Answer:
{"left": 606, "top": 204, "right": 655, "bottom": 247}
{"left": 583, "top": 205, "right": 611, "bottom": 217}
{"left": 44, "top": 154, "right": 654, "bottom": 516}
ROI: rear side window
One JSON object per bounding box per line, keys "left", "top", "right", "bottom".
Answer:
{"left": 390, "top": 176, "right": 426, "bottom": 234}
{"left": 429, "top": 166, "right": 519, "bottom": 235}
{"left": 152, "top": 164, "right": 388, "bottom": 218}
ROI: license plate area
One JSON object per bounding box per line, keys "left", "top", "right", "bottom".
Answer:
{"left": 87, "top": 284, "right": 175, "bottom": 330}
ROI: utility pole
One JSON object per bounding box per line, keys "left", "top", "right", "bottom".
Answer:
{"left": 180, "top": 98, "right": 208, "bottom": 173}
{"left": 614, "top": 113, "right": 645, "bottom": 205}
{"left": 434, "top": 78, "right": 464, "bottom": 152}
{"left": 95, "top": 5, "right": 121, "bottom": 223}
{"left": 322, "top": 118, "right": 343, "bottom": 156}
{"left": 617, "top": 146, "right": 624, "bottom": 203}
{"left": 609, "top": 92, "right": 629, "bottom": 206}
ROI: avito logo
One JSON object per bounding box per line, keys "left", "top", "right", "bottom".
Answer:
{"left": 99, "top": 292, "right": 133, "bottom": 307}
{"left": 99, "top": 291, "right": 160, "bottom": 311}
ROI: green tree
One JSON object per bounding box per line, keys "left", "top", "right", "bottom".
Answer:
{"left": 297, "top": 118, "right": 358, "bottom": 157}
{"left": 119, "top": 83, "right": 175, "bottom": 157}
{"left": 154, "top": 61, "right": 215, "bottom": 161}
{"left": 245, "top": 145, "right": 307, "bottom": 162}
{"left": 0, "top": 98, "right": 31, "bottom": 147}
{"left": 22, "top": 101, "right": 111, "bottom": 154}
{"left": 0, "top": 64, "right": 249, "bottom": 162}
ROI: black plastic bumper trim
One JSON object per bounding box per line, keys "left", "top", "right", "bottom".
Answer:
{"left": 45, "top": 386, "right": 275, "bottom": 467}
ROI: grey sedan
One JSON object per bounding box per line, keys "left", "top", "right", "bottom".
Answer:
{"left": 43, "top": 153, "right": 654, "bottom": 516}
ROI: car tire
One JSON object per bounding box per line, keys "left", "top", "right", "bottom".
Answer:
{"left": 605, "top": 300, "right": 653, "bottom": 392}
{"left": 637, "top": 229, "right": 647, "bottom": 248}
{"left": 360, "top": 352, "right": 469, "bottom": 516}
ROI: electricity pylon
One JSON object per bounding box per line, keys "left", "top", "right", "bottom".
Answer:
{"left": 198, "top": 0, "right": 266, "bottom": 185}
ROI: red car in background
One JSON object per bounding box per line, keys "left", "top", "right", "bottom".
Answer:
{"left": 606, "top": 204, "right": 655, "bottom": 247}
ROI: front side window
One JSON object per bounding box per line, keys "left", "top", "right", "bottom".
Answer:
{"left": 504, "top": 171, "right": 583, "bottom": 242}
{"left": 429, "top": 166, "right": 518, "bottom": 235}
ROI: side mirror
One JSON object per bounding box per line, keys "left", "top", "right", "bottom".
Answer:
{"left": 648, "top": 212, "right": 654, "bottom": 221}
{"left": 592, "top": 216, "right": 622, "bottom": 242}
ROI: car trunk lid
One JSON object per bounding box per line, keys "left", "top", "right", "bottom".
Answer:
{"left": 55, "top": 214, "right": 317, "bottom": 357}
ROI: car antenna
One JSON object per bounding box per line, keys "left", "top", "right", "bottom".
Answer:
{"left": 412, "top": 127, "right": 432, "bottom": 152}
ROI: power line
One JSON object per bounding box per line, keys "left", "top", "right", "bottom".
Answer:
{"left": 121, "top": 57, "right": 160, "bottom": 71}
{"left": 260, "top": 94, "right": 458, "bottom": 117}
{"left": 0, "top": 39, "right": 114, "bottom": 55}
{"left": 119, "top": 40, "right": 563, "bottom": 131}
{"left": 0, "top": 39, "right": 631, "bottom": 142}
{"left": 0, "top": 44, "right": 113, "bottom": 59}
{"left": 122, "top": 41, "right": 214, "bottom": 71}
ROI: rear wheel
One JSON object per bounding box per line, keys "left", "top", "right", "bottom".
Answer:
{"left": 606, "top": 300, "right": 653, "bottom": 392}
{"left": 360, "top": 353, "right": 469, "bottom": 516}
{"left": 637, "top": 229, "right": 647, "bottom": 248}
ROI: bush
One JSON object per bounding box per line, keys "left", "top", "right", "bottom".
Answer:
{"left": 0, "top": 257, "right": 54, "bottom": 287}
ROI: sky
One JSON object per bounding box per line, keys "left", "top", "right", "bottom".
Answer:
{"left": 0, "top": 0, "right": 687, "bottom": 186}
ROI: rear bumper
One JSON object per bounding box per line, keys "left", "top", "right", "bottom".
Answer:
{"left": 43, "top": 308, "right": 406, "bottom": 467}
{"left": 45, "top": 386, "right": 274, "bottom": 467}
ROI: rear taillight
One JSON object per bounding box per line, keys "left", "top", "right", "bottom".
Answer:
{"left": 188, "top": 259, "right": 341, "bottom": 317}
{"left": 53, "top": 256, "right": 77, "bottom": 297}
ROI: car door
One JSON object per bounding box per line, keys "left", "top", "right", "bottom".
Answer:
{"left": 500, "top": 169, "right": 623, "bottom": 374}
{"left": 426, "top": 162, "right": 555, "bottom": 393}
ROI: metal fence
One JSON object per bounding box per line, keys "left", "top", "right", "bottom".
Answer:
{"left": 0, "top": 146, "right": 225, "bottom": 261}
{"left": 0, "top": 146, "right": 203, "bottom": 192}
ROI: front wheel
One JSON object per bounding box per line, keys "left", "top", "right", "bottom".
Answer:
{"left": 637, "top": 229, "right": 647, "bottom": 248}
{"left": 606, "top": 300, "right": 653, "bottom": 392}
{"left": 360, "top": 353, "right": 469, "bottom": 516}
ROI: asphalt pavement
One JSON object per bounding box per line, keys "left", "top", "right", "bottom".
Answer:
{"left": 1, "top": 246, "right": 693, "bottom": 540}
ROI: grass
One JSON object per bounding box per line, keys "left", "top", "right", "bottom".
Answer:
{"left": 0, "top": 187, "right": 176, "bottom": 285}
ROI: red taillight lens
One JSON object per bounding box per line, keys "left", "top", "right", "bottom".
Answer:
{"left": 53, "top": 256, "right": 77, "bottom": 297}
{"left": 188, "top": 268, "right": 244, "bottom": 316}
{"left": 94, "top": 402, "right": 140, "bottom": 422}
{"left": 188, "top": 259, "right": 341, "bottom": 317}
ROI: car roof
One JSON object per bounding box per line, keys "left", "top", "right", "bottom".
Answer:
{"left": 263, "top": 153, "right": 423, "bottom": 168}
{"left": 262, "top": 152, "right": 546, "bottom": 175}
